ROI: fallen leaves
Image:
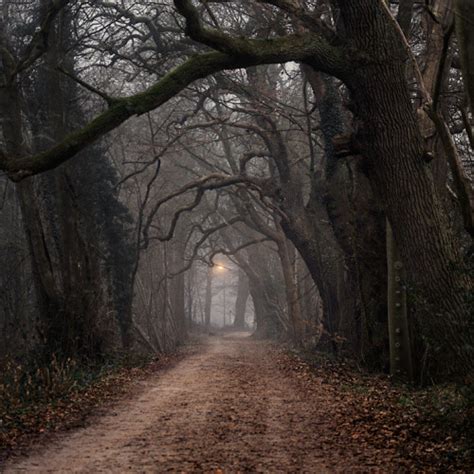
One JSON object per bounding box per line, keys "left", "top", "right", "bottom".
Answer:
{"left": 1, "top": 336, "right": 473, "bottom": 472}
{"left": 0, "top": 353, "right": 181, "bottom": 464}
{"left": 277, "top": 346, "right": 474, "bottom": 472}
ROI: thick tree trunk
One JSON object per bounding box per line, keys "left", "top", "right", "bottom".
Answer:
{"left": 248, "top": 286, "right": 268, "bottom": 338}
{"left": 337, "top": 0, "right": 473, "bottom": 376}
{"left": 242, "top": 246, "right": 286, "bottom": 339}
{"left": 281, "top": 214, "right": 342, "bottom": 352}
{"left": 247, "top": 279, "right": 283, "bottom": 339}
{"left": 0, "top": 70, "right": 68, "bottom": 358}
{"left": 298, "top": 255, "right": 323, "bottom": 343}
{"left": 304, "top": 67, "right": 388, "bottom": 366}
{"left": 29, "top": 14, "right": 108, "bottom": 358}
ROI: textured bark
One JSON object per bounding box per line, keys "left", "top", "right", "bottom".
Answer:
{"left": 455, "top": 0, "right": 474, "bottom": 112}
{"left": 304, "top": 67, "right": 388, "bottom": 366}
{"left": 277, "top": 239, "right": 304, "bottom": 344}
{"left": 336, "top": 0, "right": 473, "bottom": 376}
{"left": 417, "top": 0, "right": 452, "bottom": 190}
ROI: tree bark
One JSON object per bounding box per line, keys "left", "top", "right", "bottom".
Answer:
{"left": 455, "top": 0, "right": 474, "bottom": 113}
{"left": 277, "top": 238, "right": 304, "bottom": 344}
{"left": 337, "top": 0, "right": 473, "bottom": 376}
{"left": 304, "top": 66, "right": 388, "bottom": 366}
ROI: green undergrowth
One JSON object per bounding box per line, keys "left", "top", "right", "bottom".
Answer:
{"left": 0, "top": 352, "right": 155, "bottom": 457}
{"left": 0, "top": 353, "right": 151, "bottom": 414}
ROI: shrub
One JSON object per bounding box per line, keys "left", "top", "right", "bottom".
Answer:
{"left": 0, "top": 355, "right": 79, "bottom": 413}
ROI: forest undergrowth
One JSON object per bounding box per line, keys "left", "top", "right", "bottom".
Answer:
{"left": 290, "top": 346, "right": 474, "bottom": 471}
{"left": 0, "top": 349, "right": 186, "bottom": 463}
{"left": 1, "top": 335, "right": 473, "bottom": 471}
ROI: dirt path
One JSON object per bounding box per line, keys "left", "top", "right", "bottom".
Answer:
{"left": 4, "top": 334, "right": 402, "bottom": 472}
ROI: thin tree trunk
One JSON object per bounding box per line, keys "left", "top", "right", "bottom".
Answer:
{"left": 204, "top": 266, "right": 213, "bottom": 331}
{"left": 233, "top": 268, "right": 249, "bottom": 330}
{"left": 170, "top": 238, "right": 187, "bottom": 343}
{"left": 277, "top": 239, "right": 304, "bottom": 344}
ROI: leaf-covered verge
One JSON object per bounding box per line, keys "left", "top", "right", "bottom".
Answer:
{"left": 281, "top": 347, "right": 474, "bottom": 472}
{"left": 2, "top": 335, "right": 473, "bottom": 471}
{"left": 0, "top": 346, "right": 192, "bottom": 465}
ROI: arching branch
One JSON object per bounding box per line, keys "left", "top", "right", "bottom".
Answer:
{"left": 0, "top": 13, "right": 348, "bottom": 180}
{"left": 208, "top": 238, "right": 273, "bottom": 265}
{"left": 142, "top": 174, "right": 261, "bottom": 246}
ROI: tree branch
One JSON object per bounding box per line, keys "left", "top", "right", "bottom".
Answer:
{"left": 1, "top": 32, "right": 348, "bottom": 181}
{"left": 15, "top": 0, "right": 70, "bottom": 77}
{"left": 208, "top": 238, "right": 272, "bottom": 264}
{"left": 142, "top": 174, "right": 256, "bottom": 245}
{"left": 57, "top": 67, "right": 117, "bottom": 106}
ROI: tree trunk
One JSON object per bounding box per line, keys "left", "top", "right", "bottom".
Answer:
{"left": 233, "top": 268, "right": 249, "bottom": 330}
{"left": 204, "top": 266, "right": 213, "bottom": 331}
{"left": 277, "top": 238, "right": 304, "bottom": 344}
{"left": 170, "top": 238, "right": 187, "bottom": 343}
{"left": 455, "top": 0, "right": 474, "bottom": 113}
{"left": 281, "top": 205, "right": 343, "bottom": 353}
{"left": 304, "top": 66, "right": 388, "bottom": 366}
{"left": 337, "top": 0, "right": 473, "bottom": 377}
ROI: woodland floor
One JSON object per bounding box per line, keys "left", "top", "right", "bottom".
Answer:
{"left": 1, "top": 333, "right": 473, "bottom": 473}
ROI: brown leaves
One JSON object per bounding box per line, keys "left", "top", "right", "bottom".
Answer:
{"left": 0, "top": 354, "right": 178, "bottom": 464}
{"left": 278, "top": 347, "right": 474, "bottom": 472}
{"left": 1, "top": 339, "right": 472, "bottom": 472}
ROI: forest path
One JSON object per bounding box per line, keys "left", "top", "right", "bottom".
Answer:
{"left": 4, "top": 334, "right": 399, "bottom": 473}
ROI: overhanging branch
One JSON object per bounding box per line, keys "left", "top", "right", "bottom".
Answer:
{"left": 1, "top": 29, "right": 347, "bottom": 181}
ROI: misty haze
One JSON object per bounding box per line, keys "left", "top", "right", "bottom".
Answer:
{"left": 0, "top": 0, "right": 473, "bottom": 472}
